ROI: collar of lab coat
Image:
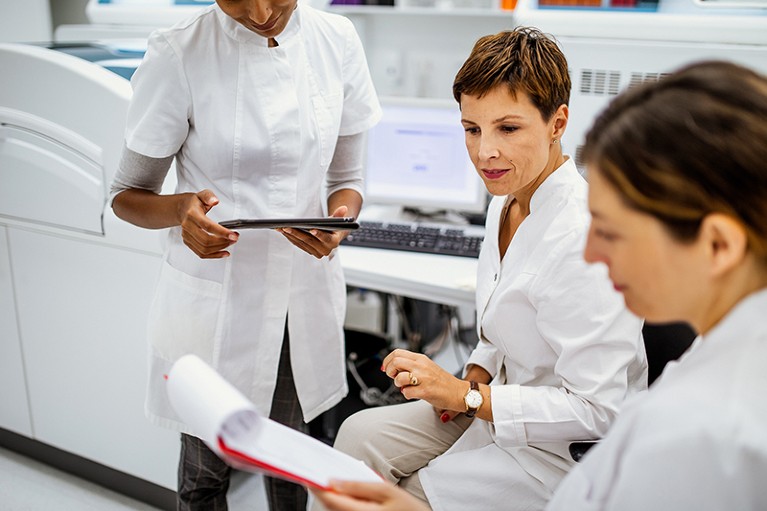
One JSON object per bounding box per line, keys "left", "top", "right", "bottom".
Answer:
{"left": 503, "top": 156, "right": 580, "bottom": 216}
{"left": 701, "top": 287, "right": 767, "bottom": 346}
{"left": 214, "top": 2, "right": 302, "bottom": 47}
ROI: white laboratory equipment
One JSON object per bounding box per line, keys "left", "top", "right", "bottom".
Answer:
{"left": 0, "top": 42, "right": 179, "bottom": 507}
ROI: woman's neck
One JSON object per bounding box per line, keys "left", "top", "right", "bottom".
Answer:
{"left": 513, "top": 152, "right": 566, "bottom": 215}
{"left": 693, "top": 259, "right": 767, "bottom": 335}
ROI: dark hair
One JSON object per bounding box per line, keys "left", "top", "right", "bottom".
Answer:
{"left": 452, "top": 27, "right": 571, "bottom": 121}
{"left": 583, "top": 60, "right": 767, "bottom": 258}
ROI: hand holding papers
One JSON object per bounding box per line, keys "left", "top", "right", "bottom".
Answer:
{"left": 166, "top": 354, "right": 382, "bottom": 490}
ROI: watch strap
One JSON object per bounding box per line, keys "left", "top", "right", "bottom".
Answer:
{"left": 464, "top": 380, "right": 481, "bottom": 418}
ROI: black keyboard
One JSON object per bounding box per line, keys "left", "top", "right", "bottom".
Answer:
{"left": 341, "top": 221, "right": 484, "bottom": 258}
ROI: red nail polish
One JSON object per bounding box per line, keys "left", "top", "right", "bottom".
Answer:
{"left": 380, "top": 364, "right": 385, "bottom": 371}
{"left": 441, "top": 413, "right": 450, "bottom": 423}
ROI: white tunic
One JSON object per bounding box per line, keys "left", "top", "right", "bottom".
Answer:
{"left": 548, "top": 288, "right": 767, "bottom": 511}
{"left": 123, "top": 3, "right": 381, "bottom": 430}
{"left": 420, "top": 159, "right": 647, "bottom": 510}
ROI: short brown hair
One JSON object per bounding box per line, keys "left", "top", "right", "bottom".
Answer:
{"left": 452, "top": 27, "right": 571, "bottom": 121}
{"left": 583, "top": 60, "right": 767, "bottom": 258}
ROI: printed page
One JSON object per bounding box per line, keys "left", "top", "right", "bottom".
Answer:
{"left": 167, "top": 354, "right": 382, "bottom": 489}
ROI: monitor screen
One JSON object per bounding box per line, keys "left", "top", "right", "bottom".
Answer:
{"left": 363, "top": 97, "right": 487, "bottom": 215}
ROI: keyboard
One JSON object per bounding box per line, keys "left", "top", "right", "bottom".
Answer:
{"left": 341, "top": 221, "right": 484, "bottom": 258}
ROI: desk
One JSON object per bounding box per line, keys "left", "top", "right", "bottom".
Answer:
{"left": 339, "top": 246, "right": 478, "bottom": 310}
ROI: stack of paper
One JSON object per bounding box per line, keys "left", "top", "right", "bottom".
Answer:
{"left": 166, "top": 354, "right": 383, "bottom": 490}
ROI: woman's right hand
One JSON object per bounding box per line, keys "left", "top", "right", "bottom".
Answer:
{"left": 178, "top": 189, "right": 238, "bottom": 259}
{"left": 312, "top": 480, "right": 429, "bottom": 511}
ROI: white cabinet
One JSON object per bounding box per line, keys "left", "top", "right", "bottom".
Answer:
{"left": 9, "top": 227, "right": 179, "bottom": 488}
{"left": 0, "top": 226, "right": 32, "bottom": 437}
{"left": 0, "top": 43, "right": 179, "bottom": 491}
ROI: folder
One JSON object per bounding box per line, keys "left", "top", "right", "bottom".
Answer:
{"left": 166, "top": 354, "right": 383, "bottom": 490}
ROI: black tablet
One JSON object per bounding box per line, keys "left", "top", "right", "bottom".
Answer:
{"left": 219, "top": 217, "right": 360, "bottom": 231}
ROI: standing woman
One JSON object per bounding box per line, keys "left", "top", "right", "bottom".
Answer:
{"left": 322, "top": 28, "right": 647, "bottom": 511}
{"left": 549, "top": 60, "right": 767, "bottom": 510}
{"left": 110, "top": 0, "right": 381, "bottom": 509}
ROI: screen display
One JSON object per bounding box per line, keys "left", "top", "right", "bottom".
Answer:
{"left": 364, "top": 97, "right": 487, "bottom": 215}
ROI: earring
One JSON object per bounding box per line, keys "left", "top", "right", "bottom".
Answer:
{"left": 552, "top": 138, "right": 558, "bottom": 144}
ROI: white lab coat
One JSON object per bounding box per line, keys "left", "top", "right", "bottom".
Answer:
{"left": 548, "top": 288, "right": 767, "bottom": 511}
{"left": 420, "top": 159, "right": 647, "bottom": 510}
{"left": 123, "top": 3, "right": 381, "bottom": 431}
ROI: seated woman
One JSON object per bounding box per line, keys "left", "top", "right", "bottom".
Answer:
{"left": 317, "top": 28, "right": 647, "bottom": 511}
{"left": 314, "top": 60, "right": 767, "bottom": 511}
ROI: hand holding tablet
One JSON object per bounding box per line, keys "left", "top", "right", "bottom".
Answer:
{"left": 219, "top": 217, "right": 359, "bottom": 232}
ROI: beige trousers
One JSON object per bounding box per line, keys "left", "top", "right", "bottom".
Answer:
{"left": 317, "top": 400, "right": 473, "bottom": 510}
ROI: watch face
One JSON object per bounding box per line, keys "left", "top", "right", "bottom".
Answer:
{"left": 466, "top": 390, "right": 483, "bottom": 408}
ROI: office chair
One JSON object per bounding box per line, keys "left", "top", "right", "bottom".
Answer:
{"left": 569, "top": 321, "right": 697, "bottom": 462}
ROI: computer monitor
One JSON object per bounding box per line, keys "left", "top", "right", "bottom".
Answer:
{"left": 363, "top": 97, "right": 487, "bottom": 216}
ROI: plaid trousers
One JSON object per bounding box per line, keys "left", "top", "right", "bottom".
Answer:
{"left": 177, "top": 327, "right": 308, "bottom": 510}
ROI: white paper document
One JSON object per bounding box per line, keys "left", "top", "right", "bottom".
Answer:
{"left": 167, "top": 354, "right": 383, "bottom": 490}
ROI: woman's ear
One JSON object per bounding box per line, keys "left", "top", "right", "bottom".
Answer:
{"left": 700, "top": 213, "right": 748, "bottom": 277}
{"left": 551, "top": 104, "right": 569, "bottom": 141}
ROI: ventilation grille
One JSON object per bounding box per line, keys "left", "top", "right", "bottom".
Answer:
{"left": 628, "top": 71, "right": 671, "bottom": 88}
{"left": 580, "top": 69, "right": 621, "bottom": 96}
{"left": 575, "top": 144, "right": 585, "bottom": 170}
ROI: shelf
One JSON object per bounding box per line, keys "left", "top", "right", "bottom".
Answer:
{"left": 516, "top": 7, "right": 767, "bottom": 44}
{"left": 330, "top": 0, "right": 767, "bottom": 45}
{"left": 328, "top": 4, "right": 515, "bottom": 15}
{"left": 83, "top": 0, "right": 767, "bottom": 46}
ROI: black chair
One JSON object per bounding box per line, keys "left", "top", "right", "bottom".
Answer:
{"left": 308, "top": 328, "right": 396, "bottom": 445}
{"left": 568, "top": 321, "right": 697, "bottom": 462}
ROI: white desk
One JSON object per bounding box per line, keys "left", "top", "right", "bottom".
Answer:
{"left": 339, "top": 246, "right": 478, "bottom": 310}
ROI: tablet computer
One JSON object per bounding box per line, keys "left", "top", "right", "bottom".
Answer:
{"left": 219, "top": 217, "right": 360, "bottom": 231}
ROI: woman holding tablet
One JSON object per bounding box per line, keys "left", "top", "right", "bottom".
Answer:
{"left": 109, "top": 0, "right": 380, "bottom": 508}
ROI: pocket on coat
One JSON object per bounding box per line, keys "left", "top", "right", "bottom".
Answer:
{"left": 311, "top": 89, "right": 343, "bottom": 168}
{"left": 147, "top": 260, "right": 223, "bottom": 363}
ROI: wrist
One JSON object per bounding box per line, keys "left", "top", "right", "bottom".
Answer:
{"left": 174, "top": 193, "right": 195, "bottom": 226}
{"left": 463, "top": 380, "right": 484, "bottom": 418}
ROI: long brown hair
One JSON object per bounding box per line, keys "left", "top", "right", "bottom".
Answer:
{"left": 583, "top": 60, "right": 767, "bottom": 258}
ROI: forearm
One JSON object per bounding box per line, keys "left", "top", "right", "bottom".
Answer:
{"left": 112, "top": 189, "right": 193, "bottom": 230}
{"left": 464, "top": 363, "right": 492, "bottom": 384}
{"left": 328, "top": 188, "right": 363, "bottom": 220}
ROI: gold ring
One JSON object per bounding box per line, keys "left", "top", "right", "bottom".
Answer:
{"left": 409, "top": 372, "right": 419, "bottom": 386}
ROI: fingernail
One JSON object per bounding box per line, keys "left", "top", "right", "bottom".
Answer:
{"left": 440, "top": 413, "right": 450, "bottom": 423}
{"left": 228, "top": 234, "right": 238, "bottom": 241}
{"left": 380, "top": 364, "right": 385, "bottom": 371}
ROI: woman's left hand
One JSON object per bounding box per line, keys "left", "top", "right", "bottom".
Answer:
{"left": 278, "top": 206, "right": 351, "bottom": 259}
{"left": 381, "top": 349, "right": 468, "bottom": 412}
{"left": 311, "top": 480, "right": 429, "bottom": 511}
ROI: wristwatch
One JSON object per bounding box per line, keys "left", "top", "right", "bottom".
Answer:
{"left": 464, "top": 381, "right": 483, "bottom": 418}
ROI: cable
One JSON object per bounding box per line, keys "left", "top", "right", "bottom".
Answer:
{"left": 347, "top": 352, "right": 405, "bottom": 407}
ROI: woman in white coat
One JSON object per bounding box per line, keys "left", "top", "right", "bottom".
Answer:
{"left": 110, "top": 0, "right": 380, "bottom": 509}
{"left": 547, "top": 60, "right": 767, "bottom": 511}
{"left": 318, "top": 28, "right": 647, "bottom": 511}
{"left": 314, "top": 60, "right": 767, "bottom": 511}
